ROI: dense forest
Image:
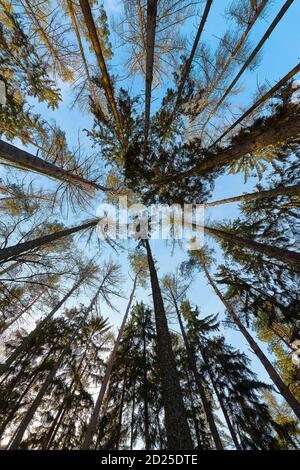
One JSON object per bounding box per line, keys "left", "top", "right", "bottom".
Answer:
{"left": 0, "top": 0, "right": 299, "bottom": 451}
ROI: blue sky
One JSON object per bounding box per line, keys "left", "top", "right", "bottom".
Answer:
{"left": 2, "top": 0, "right": 299, "bottom": 388}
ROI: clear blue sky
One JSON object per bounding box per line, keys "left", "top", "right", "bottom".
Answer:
{"left": 2, "top": 0, "right": 299, "bottom": 387}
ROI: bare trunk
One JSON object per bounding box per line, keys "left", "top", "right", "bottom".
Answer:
{"left": 78, "top": 0, "right": 123, "bottom": 143}
{"left": 211, "top": 63, "right": 300, "bottom": 147}
{"left": 0, "top": 139, "right": 108, "bottom": 193}
{"left": 0, "top": 219, "right": 98, "bottom": 264}
{"left": 213, "top": 0, "right": 294, "bottom": 112}
{"left": 204, "top": 225, "right": 300, "bottom": 268}
{"left": 205, "top": 183, "right": 300, "bottom": 207}
{"left": 144, "top": 0, "right": 158, "bottom": 140}
{"left": 144, "top": 239, "right": 193, "bottom": 449}
{"left": 203, "top": 265, "right": 300, "bottom": 420}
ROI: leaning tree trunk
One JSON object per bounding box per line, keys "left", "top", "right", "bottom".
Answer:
{"left": 0, "top": 139, "right": 108, "bottom": 193}
{"left": 205, "top": 183, "right": 300, "bottom": 207}
{"left": 203, "top": 264, "right": 300, "bottom": 420}
{"left": 204, "top": 225, "right": 300, "bottom": 268}
{"left": 164, "top": 108, "right": 300, "bottom": 182}
{"left": 0, "top": 219, "right": 98, "bottom": 264}
{"left": 172, "top": 294, "right": 223, "bottom": 450}
{"left": 8, "top": 279, "right": 104, "bottom": 449}
{"left": 1, "top": 290, "right": 45, "bottom": 334}
{"left": 115, "top": 360, "right": 128, "bottom": 450}
{"left": 144, "top": 0, "right": 158, "bottom": 140}
{"left": 144, "top": 239, "right": 193, "bottom": 449}
{"left": 200, "top": 348, "right": 241, "bottom": 450}
{"left": 81, "top": 274, "right": 138, "bottom": 449}
{"left": 78, "top": 0, "right": 123, "bottom": 143}
{"left": 211, "top": 63, "right": 300, "bottom": 147}
{"left": 0, "top": 277, "right": 82, "bottom": 375}
{"left": 212, "top": 0, "right": 294, "bottom": 112}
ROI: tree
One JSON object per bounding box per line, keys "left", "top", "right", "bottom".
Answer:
{"left": 143, "top": 239, "right": 193, "bottom": 449}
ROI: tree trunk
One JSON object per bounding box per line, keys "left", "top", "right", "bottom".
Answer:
{"left": 0, "top": 139, "right": 108, "bottom": 193}
{"left": 1, "top": 290, "right": 45, "bottom": 334}
{"left": 0, "top": 219, "right": 98, "bottom": 264}
{"left": 211, "top": 63, "right": 300, "bottom": 147}
{"left": 81, "top": 275, "right": 138, "bottom": 449}
{"left": 169, "top": 0, "right": 213, "bottom": 123}
{"left": 144, "top": 0, "right": 158, "bottom": 140}
{"left": 8, "top": 280, "right": 103, "bottom": 449}
{"left": 204, "top": 225, "right": 300, "bottom": 268}
{"left": 205, "top": 183, "right": 300, "bottom": 207}
{"left": 115, "top": 360, "right": 128, "bottom": 450}
{"left": 164, "top": 108, "right": 300, "bottom": 182}
{"left": 211, "top": 0, "right": 294, "bottom": 114}
{"left": 130, "top": 379, "right": 136, "bottom": 450}
{"left": 78, "top": 0, "right": 123, "bottom": 143}
{"left": 203, "top": 264, "right": 300, "bottom": 420}
{"left": 144, "top": 239, "right": 193, "bottom": 449}
{"left": 172, "top": 293, "right": 223, "bottom": 450}
{"left": 200, "top": 348, "right": 241, "bottom": 450}
{"left": 0, "top": 278, "right": 82, "bottom": 374}
{"left": 142, "top": 314, "right": 151, "bottom": 450}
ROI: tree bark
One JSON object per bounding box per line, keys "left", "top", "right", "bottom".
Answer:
{"left": 203, "top": 264, "right": 300, "bottom": 420}
{"left": 0, "top": 139, "right": 109, "bottom": 193}
{"left": 211, "top": 63, "right": 300, "bottom": 147}
{"left": 205, "top": 183, "right": 300, "bottom": 207}
{"left": 0, "top": 219, "right": 98, "bottom": 264}
{"left": 81, "top": 275, "right": 138, "bottom": 449}
{"left": 144, "top": 239, "right": 193, "bottom": 449}
{"left": 78, "top": 0, "right": 124, "bottom": 143}
{"left": 204, "top": 225, "right": 300, "bottom": 268}
{"left": 144, "top": 0, "right": 158, "bottom": 140}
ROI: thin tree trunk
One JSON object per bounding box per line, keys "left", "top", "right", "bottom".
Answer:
{"left": 205, "top": 183, "right": 300, "bottom": 207}
{"left": 130, "top": 379, "right": 136, "bottom": 450}
{"left": 8, "top": 279, "right": 104, "bottom": 449}
{"left": 144, "top": 239, "right": 193, "bottom": 449}
{"left": 185, "top": 368, "right": 203, "bottom": 450}
{"left": 204, "top": 225, "right": 300, "bottom": 268}
{"left": 144, "top": 0, "right": 158, "bottom": 140}
{"left": 81, "top": 275, "right": 138, "bottom": 449}
{"left": 0, "top": 278, "right": 82, "bottom": 375}
{"left": 203, "top": 264, "right": 300, "bottom": 420}
{"left": 0, "top": 139, "right": 109, "bottom": 193}
{"left": 169, "top": 0, "right": 213, "bottom": 124}
{"left": 142, "top": 314, "right": 151, "bottom": 450}
{"left": 211, "top": 63, "right": 300, "bottom": 147}
{"left": 1, "top": 290, "right": 45, "bottom": 334}
{"left": 200, "top": 348, "right": 241, "bottom": 450}
{"left": 78, "top": 0, "right": 123, "bottom": 143}
{"left": 66, "top": 0, "right": 107, "bottom": 120}
{"left": 209, "top": 0, "right": 294, "bottom": 117}
{"left": 206, "top": 0, "right": 267, "bottom": 102}
{"left": 172, "top": 293, "right": 223, "bottom": 450}
{"left": 115, "top": 360, "right": 128, "bottom": 450}
{"left": 0, "top": 219, "right": 98, "bottom": 264}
